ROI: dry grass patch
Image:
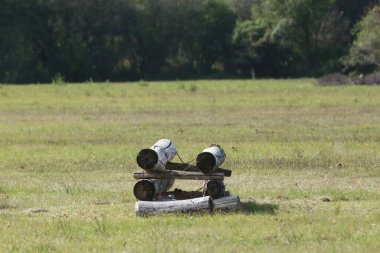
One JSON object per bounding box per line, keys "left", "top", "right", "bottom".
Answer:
{"left": 0, "top": 80, "right": 379, "bottom": 252}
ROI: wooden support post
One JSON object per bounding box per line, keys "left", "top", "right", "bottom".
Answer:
{"left": 213, "top": 195, "right": 240, "bottom": 212}
{"left": 203, "top": 180, "right": 225, "bottom": 199}
{"left": 135, "top": 196, "right": 214, "bottom": 216}
{"left": 133, "top": 179, "right": 174, "bottom": 201}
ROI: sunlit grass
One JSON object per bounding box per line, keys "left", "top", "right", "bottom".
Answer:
{"left": 0, "top": 80, "right": 379, "bottom": 252}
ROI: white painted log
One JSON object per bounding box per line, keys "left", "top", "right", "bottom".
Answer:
{"left": 135, "top": 196, "right": 213, "bottom": 216}
{"left": 136, "top": 139, "right": 176, "bottom": 172}
{"left": 213, "top": 195, "right": 240, "bottom": 212}
{"left": 203, "top": 180, "right": 225, "bottom": 198}
{"left": 133, "top": 179, "right": 174, "bottom": 201}
{"left": 196, "top": 144, "right": 226, "bottom": 173}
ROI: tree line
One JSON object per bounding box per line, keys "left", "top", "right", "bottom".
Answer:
{"left": 0, "top": 0, "right": 379, "bottom": 83}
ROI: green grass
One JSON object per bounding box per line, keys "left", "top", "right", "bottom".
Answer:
{"left": 0, "top": 79, "right": 379, "bottom": 252}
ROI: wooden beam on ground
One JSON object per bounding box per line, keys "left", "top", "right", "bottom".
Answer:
{"left": 133, "top": 171, "right": 224, "bottom": 181}
{"left": 213, "top": 195, "right": 241, "bottom": 212}
{"left": 135, "top": 196, "right": 213, "bottom": 216}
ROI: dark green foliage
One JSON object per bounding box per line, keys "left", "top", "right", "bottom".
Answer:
{"left": 0, "top": 0, "right": 141, "bottom": 82}
{"left": 335, "top": 0, "right": 379, "bottom": 29}
{"left": 230, "top": 0, "right": 380, "bottom": 78}
{"left": 231, "top": 0, "right": 353, "bottom": 77}
{"left": 0, "top": 0, "right": 237, "bottom": 83}
{"left": 125, "top": 0, "right": 238, "bottom": 80}
{"left": 0, "top": 0, "right": 378, "bottom": 83}
{"left": 343, "top": 5, "right": 380, "bottom": 75}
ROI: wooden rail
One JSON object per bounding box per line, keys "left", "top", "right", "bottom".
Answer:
{"left": 133, "top": 171, "right": 224, "bottom": 181}
{"left": 165, "top": 162, "right": 231, "bottom": 177}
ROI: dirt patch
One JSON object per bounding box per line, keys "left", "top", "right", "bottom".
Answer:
{"left": 318, "top": 72, "right": 380, "bottom": 85}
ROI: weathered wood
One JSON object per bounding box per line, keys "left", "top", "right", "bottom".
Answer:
{"left": 196, "top": 144, "right": 226, "bottom": 174}
{"left": 213, "top": 195, "right": 241, "bottom": 212}
{"left": 165, "top": 162, "right": 232, "bottom": 177}
{"left": 166, "top": 189, "right": 204, "bottom": 200}
{"left": 203, "top": 180, "right": 225, "bottom": 198}
{"left": 214, "top": 168, "right": 232, "bottom": 177}
{"left": 135, "top": 196, "right": 213, "bottom": 216}
{"left": 165, "top": 162, "right": 198, "bottom": 171}
{"left": 133, "top": 171, "right": 224, "bottom": 180}
{"left": 136, "top": 139, "right": 176, "bottom": 172}
{"left": 133, "top": 179, "right": 174, "bottom": 201}
{"left": 133, "top": 180, "right": 155, "bottom": 201}
{"left": 165, "top": 189, "right": 230, "bottom": 200}
{"left": 136, "top": 149, "right": 158, "bottom": 171}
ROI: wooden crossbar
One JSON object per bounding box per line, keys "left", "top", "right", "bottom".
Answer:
{"left": 133, "top": 171, "right": 224, "bottom": 180}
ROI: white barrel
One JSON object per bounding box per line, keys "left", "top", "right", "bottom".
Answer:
{"left": 136, "top": 139, "right": 176, "bottom": 172}
{"left": 196, "top": 144, "right": 226, "bottom": 173}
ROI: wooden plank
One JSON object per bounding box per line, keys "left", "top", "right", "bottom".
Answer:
{"left": 133, "top": 171, "right": 224, "bottom": 180}
{"left": 214, "top": 168, "right": 232, "bottom": 177}
{"left": 135, "top": 196, "right": 213, "bottom": 216}
{"left": 165, "top": 162, "right": 232, "bottom": 177}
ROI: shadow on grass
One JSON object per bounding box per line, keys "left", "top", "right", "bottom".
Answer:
{"left": 165, "top": 190, "right": 279, "bottom": 215}
{"left": 240, "top": 201, "right": 279, "bottom": 215}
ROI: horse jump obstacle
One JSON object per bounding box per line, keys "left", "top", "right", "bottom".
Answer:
{"left": 133, "top": 140, "right": 240, "bottom": 215}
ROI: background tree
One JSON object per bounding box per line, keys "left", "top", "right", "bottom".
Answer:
{"left": 0, "top": 0, "right": 379, "bottom": 83}
{"left": 229, "top": 0, "right": 260, "bottom": 20}
{"left": 133, "top": 0, "right": 236, "bottom": 79}
{"left": 0, "top": 0, "right": 50, "bottom": 82}
{"left": 45, "top": 0, "right": 139, "bottom": 81}
{"left": 335, "top": 0, "right": 379, "bottom": 30}
{"left": 231, "top": 0, "right": 351, "bottom": 77}
{"left": 343, "top": 5, "right": 380, "bottom": 74}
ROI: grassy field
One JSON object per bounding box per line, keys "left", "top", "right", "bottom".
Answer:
{"left": 0, "top": 79, "right": 379, "bottom": 252}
